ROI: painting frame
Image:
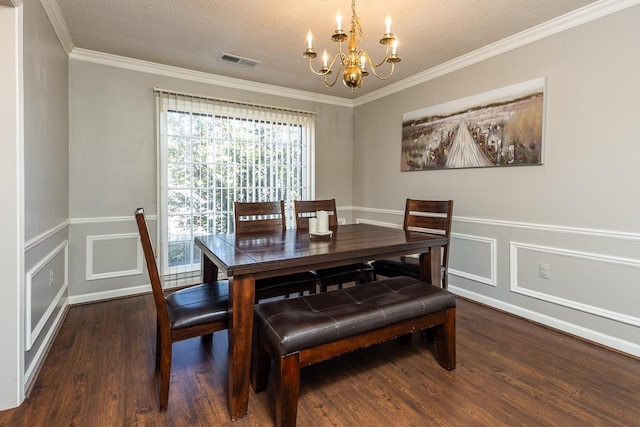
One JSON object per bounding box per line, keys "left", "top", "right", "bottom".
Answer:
{"left": 401, "top": 77, "right": 546, "bottom": 171}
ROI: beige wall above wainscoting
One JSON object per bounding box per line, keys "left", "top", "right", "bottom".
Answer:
{"left": 67, "top": 59, "right": 354, "bottom": 301}
{"left": 351, "top": 5, "right": 640, "bottom": 356}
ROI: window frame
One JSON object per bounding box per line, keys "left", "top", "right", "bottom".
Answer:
{"left": 156, "top": 95, "right": 315, "bottom": 279}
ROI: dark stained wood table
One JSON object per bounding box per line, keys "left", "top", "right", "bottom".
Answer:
{"left": 194, "top": 223, "right": 449, "bottom": 420}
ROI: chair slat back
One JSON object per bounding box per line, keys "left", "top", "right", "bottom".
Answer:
{"left": 134, "top": 208, "right": 170, "bottom": 326}
{"left": 403, "top": 200, "right": 453, "bottom": 236}
{"left": 294, "top": 199, "right": 338, "bottom": 229}
{"left": 234, "top": 201, "right": 286, "bottom": 234}
{"left": 403, "top": 199, "right": 454, "bottom": 287}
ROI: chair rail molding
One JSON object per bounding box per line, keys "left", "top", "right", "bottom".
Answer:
{"left": 351, "top": 206, "right": 640, "bottom": 242}
{"left": 70, "top": 215, "right": 156, "bottom": 225}
{"left": 25, "top": 219, "right": 69, "bottom": 251}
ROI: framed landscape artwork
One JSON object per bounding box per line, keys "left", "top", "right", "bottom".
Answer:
{"left": 401, "top": 77, "right": 546, "bottom": 171}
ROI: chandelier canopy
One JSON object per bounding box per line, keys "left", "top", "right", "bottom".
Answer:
{"left": 303, "top": 0, "right": 401, "bottom": 91}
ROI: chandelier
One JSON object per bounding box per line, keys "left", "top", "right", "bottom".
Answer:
{"left": 303, "top": 0, "right": 401, "bottom": 91}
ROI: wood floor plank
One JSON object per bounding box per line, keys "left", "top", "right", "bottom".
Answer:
{"left": 0, "top": 294, "right": 638, "bottom": 427}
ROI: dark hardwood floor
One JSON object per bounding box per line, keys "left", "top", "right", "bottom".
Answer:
{"left": 1, "top": 292, "right": 638, "bottom": 426}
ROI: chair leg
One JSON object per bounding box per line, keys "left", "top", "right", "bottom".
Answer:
{"left": 158, "top": 331, "right": 173, "bottom": 411}
{"left": 251, "top": 326, "right": 271, "bottom": 393}
{"left": 155, "top": 322, "right": 161, "bottom": 372}
{"left": 434, "top": 308, "right": 456, "bottom": 371}
{"left": 201, "top": 333, "right": 213, "bottom": 345}
{"left": 276, "top": 353, "right": 301, "bottom": 427}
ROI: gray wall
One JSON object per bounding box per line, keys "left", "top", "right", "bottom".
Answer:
{"left": 67, "top": 60, "right": 353, "bottom": 301}
{"left": 352, "top": 6, "right": 640, "bottom": 355}
{"left": 22, "top": 0, "right": 70, "bottom": 391}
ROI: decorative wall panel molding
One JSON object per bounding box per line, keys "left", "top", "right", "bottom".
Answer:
{"left": 85, "top": 233, "right": 143, "bottom": 281}
{"left": 25, "top": 240, "right": 68, "bottom": 351}
{"left": 510, "top": 241, "right": 640, "bottom": 327}
{"left": 449, "top": 233, "right": 497, "bottom": 287}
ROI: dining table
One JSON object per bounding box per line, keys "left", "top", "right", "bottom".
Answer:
{"left": 194, "top": 222, "right": 449, "bottom": 420}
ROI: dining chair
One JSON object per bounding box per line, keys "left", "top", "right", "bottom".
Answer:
{"left": 371, "top": 199, "right": 453, "bottom": 288}
{"left": 233, "top": 201, "right": 318, "bottom": 299}
{"left": 294, "top": 199, "right": 374, "bottom": 292}
{"left": 134, "top": 207, "right": 229, "bottom": 411}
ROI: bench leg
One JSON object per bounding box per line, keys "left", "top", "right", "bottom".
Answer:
{"left": 434, "top": 308, "right": 456, "bottom": 370}
{"left": 251, "top": 324, "right": 271, "bottom": 393}
{"left": 276, "top": 353, "right": 300, "bottom": 427}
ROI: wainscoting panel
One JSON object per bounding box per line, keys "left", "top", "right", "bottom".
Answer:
{"left": 352, "top": 207, "right": 640, "bottom": 357}
{"left": 69, "top": 215, "right": 155, "bottom": 302}
{"left": 25, "top": 240, "right": 68, "bottom": 351}
{"left": 449, "top": 233, "right": 497, "bottom": 287}
{"left": 85, "top": 233, "right": 143, "bottom": 281}
{"left": 510, "top": 242, "right": 640, "bottom": 327}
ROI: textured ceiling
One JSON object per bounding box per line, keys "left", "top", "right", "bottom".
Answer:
{"left": 54, "top": 0, "right": 600, "bottom": 99}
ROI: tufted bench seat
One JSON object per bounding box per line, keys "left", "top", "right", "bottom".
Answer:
{"left": 251, "top": 276, "right": 456, "bottom": 427}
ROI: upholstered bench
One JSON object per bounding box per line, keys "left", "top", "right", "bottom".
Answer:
{"left": 251, "top": 276, "right": 457, "bottom": 427}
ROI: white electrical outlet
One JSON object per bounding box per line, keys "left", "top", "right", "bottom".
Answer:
{"left": 538, "top": 263, "right": 550, "bottom": 279}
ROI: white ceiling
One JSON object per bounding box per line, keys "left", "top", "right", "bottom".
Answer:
{"left": 53, "top": 0, "right": 600, "bottom": 99}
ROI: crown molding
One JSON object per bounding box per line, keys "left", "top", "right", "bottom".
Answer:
{"left": 40, "top": 0, "right": 74, "bottom": 55}
{"left": 69, "top": 48, "right": 354, "bottom": 108}
{"left": 43, "top": 0, "right": 639, "bottom": 108}
{"left": 353, "top": 0, "right": 640, "bottom": 106}
{"left": 1, "top": 0, "right": 23, "bottom": 7}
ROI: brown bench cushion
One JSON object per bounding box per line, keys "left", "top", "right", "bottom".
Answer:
{"left": 254, "top": 276, "right": 456, "bottom": 355}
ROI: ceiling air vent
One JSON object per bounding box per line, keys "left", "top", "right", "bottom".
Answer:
{"left": 217, "top": 53, "right": 261, "bottom": 68}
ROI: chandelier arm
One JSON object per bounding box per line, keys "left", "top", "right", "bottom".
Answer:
{"left": 308, "top": 51, "right": 340, "bottom": 76}
{"left": 307, "top": 59, "right": 331, "bottom": 76}
{"left": 323, "top": 67, "right": 343, "bottom": 87}
{"left": 367, "top": 62, "right": 396, "bottom": 80}
{"left": 362, "top": 48, "right": 391, "bottom": 69}
{"left": 331, "top": 51, "right": 347, "bottom": 70}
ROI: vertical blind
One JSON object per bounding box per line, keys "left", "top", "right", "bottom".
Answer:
{"left": 155, "top": 88, "right": 316, "bottom": 286}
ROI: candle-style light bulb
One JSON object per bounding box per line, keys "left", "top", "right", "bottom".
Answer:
{"left": 323, "top": 49, "right": 329, "bottom": 67}
{"left": 336, "top": 11, "right": 342, "bottom": 31}
{"left": 360, "top": 54, "right": 366, "bottom": 69}
{"left": 307, "top": 30, "right": 313, "bottom": 49}
{"left": 385, "top": 14, "right": 392, "bottom": 34}
{"left": 392, "top": 39, "right": 398, "bottom": 54}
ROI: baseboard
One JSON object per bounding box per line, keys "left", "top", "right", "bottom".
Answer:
{"left": 449, "top": 285, "right": 640, "bottom": 359}
{"left": 68, "top": 284, "right": 151, "bottom": 305}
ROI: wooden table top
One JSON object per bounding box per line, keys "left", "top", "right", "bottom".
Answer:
{"left": 195, "top": 223, "right": 449, "bottom": 279}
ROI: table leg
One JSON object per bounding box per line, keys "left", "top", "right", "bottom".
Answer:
{"left": 419, "top": 246, "right": 443, "bottom": 288}
{"left": 228, "top": 273, "right": 256, "bottom": 420}
{"left": 201, "top": 252, "right": 219, "bottom": 283}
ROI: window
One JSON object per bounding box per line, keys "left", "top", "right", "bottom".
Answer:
{"left": 156, "top": 90, "right": 315, "bottom": 281}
